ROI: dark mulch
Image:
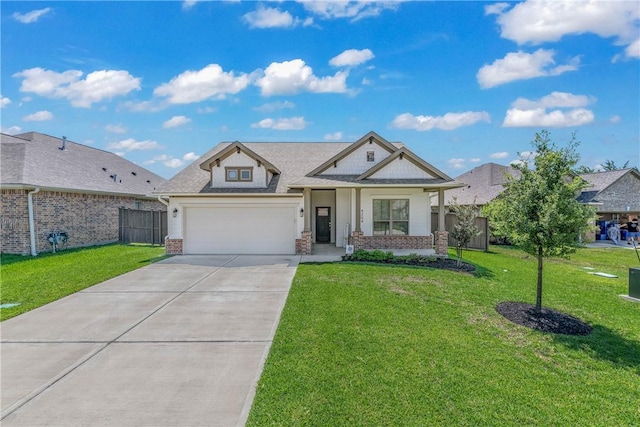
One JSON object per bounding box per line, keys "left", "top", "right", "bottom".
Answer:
{"left": 342, "top": 256, "right": 476, "bottom": 273}
{"left": 496, "top": 301, "right": 592, "bottom": 336}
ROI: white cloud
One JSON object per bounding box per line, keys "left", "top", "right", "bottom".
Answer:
{"left": 329, "top": 49, "right": 374, "bottom": 67}
{"left": 477, "top": 49, "right": 579, "bottom": 89}
{"left": 12, "top": 7, "right": 52, "bottom": 24}
{"left": 491, "top": 0, "right": 640, "bottom": 47}
{"left": 256, "top": 59, "right": 348, "bottom": 96}
{"left": 511, "top": 91, "right": 594, "bottom": 109}
{"left": 197, "top": 106, "right": 218, "bottom": 114}
{"left": 251, "top": 116, "right": 308, "bottom": 130}
{"left": 107, "top": 138, "right": 160, "bottom": 151}
{"left": 503, "top": 108, "right": 594, "bottom": 128}
{"left": 484, "top": 3, "right": 509, "bottom": 16}
{"left": 490, "top": 152, "right": 509, "bottom": 159}
{"left": 14, "top": 67, "right": 141, "bottom": 107}
{"left": 243, "top": 6, "right": 311, "bottom": 29}
{"left": 154, "top": 64, "right": 251, "bottom": 104}
{"left": 624, "top": 38, "right": 640, "bottom": 59}
{"left": 163, "top": 115, "right": 192, "bottom": 129}
{"left": 324, "top": 131, "right": 343, "bottom": 141}
{"left": 448, "top": 158, "right": 466, "bottom": 169}
{"left": 297, "top": 0, "right": 401, "bottom": 22}
{"left": 121, "top": 99, "right": 167, "bottom": 113}
{"left": 1, "top": 125, "right": 22, "bottom": 135}
{"left": 470, "top": 158, "right": 481, "bottom": 163}
{"left": 254, "top": 100, "right": 295, "bottom": 113}
{"left": 503, "top": 91, "right": 595, "bottom": 127}
{"left": 0, "top": 95, "right": 10, "bottom": 108}
{"left": 182, "top": 0, "right": 200, "bottom": 10}
{"left": 391, "top": 111, "right": 490, "bottom": 131}
{"left": 105, "top": 123, "right": 127, "bottom": 134}
{"left": 183, "top": 152, "right": 199, "bottom": 161}
{"left": 146, "top": 152, "right": 199, "bottom": 168}
{"left": 609, "top": 115, "right": 621, "bottom": 124}
{"left": 23, "top": 110, "right": 53, "bottom": 122}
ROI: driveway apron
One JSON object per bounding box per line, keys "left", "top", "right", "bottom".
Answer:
{"left": 1, "top": 255, "right": 298, "bottom": 427}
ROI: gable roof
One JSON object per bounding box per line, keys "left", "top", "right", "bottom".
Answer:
{"left": 306, "top": 131, "right": 398, "bottom": 177}
{"left": 356, "top": 147, "right": 452, "bottom": 181}
{"left": 435, "top": 162, "right": 520, "bottom": 206}
{"left": 1, "top": 132, "right": 165, "bottom": 197}
{"left": 578, "top": 168, "right": 640, "bottom": 203}
{"left": 198, "top": 141, "right": 281, "bottom": 174}
{"left": 156, "top": 132, "right": 462, "bottom": 195}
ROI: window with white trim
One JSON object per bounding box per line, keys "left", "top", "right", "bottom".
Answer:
{"left": 373, "top": 199, "right": 409, "bottom": 235}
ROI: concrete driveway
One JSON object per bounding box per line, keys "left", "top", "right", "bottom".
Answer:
{"left": 1, "top": 255, "right": 299, "bottom": 427}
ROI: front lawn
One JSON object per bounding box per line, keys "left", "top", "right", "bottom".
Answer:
{"left": 1, "top": 244, "right": 167, "bottom": 321}
{"left": 248, "top": 246, "right": 640, "bottom": 426}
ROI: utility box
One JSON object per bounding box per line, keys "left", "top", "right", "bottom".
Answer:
{"left": 630, "top": 268, "right": 640, "bottom": 299}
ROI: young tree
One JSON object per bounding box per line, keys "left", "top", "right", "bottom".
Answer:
{"left": 484, "top": 130, "right": 595, "bottom": 311}
{"left": 448, "top": 197, "right": 481, "bottom": 268}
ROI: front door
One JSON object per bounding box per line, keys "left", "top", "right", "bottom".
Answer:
{"left": 316, "top": 207, "right": 331, "bottom": 243}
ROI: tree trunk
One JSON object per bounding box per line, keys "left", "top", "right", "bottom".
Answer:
{"left": 536, "top": 245, "right": 543, "bottom": 312}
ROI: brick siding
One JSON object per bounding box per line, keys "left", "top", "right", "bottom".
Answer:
{"left": 0, "top": 189, "right": 166, "bottom": 255}
{"left": 350, "top": 231, "right": 434, "bottom": 251}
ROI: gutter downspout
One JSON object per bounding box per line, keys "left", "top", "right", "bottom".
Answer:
{"left": 156, "top": 195, "right": 169, "bottom": 207}
{"left": 28, "top": 187, "right": 41, "bottom": 256}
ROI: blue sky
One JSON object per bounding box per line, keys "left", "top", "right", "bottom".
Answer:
{"left": 2, "top": 0, "right": 639, "bottom": 179}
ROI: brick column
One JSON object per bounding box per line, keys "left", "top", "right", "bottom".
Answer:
{"left": 434, "top": 231, "right": 449, "bottom": 257}
{"left": 351, "top": 230, "right": 364, "bottom": 251}
{"left": 296, "top": 230, "right": 312, "bottom": 255}
{"left": 165, "top": 237, "right": 183, "bottom": 255}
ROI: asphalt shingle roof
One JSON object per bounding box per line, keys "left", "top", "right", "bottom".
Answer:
{"left": 435, "top": 163, "right": 521, "bottom": 206}
{"left": 1, "top": 132, "right": 165, "bottom": 196}
{"left": 155, "top": 140, "right": 459, "bottom": 195}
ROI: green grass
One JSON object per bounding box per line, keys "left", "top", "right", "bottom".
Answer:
{"left": 1, "top": 244, "right": 167, "bottom": 321}
{"left": 248, "top": 246, "right": 640, "bottom": 426}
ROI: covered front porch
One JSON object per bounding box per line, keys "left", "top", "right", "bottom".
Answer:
{"left": 295, "top": 186, "right": 450, "bottom": 257}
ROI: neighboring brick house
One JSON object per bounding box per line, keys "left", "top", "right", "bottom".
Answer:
{"left": 155, "top": 131, "right": 463, "bottom": 257}
{"left": 1, "top": 132, "right": 166, "bottom": 255}
{"left": 432, "top": 163, "right": 521, "bottom": 210}
{"left": 577, "top": 168, "right": 640, "bottom": 223}
{"left": 435, "top": 163, "right": 639, "bottom": 217}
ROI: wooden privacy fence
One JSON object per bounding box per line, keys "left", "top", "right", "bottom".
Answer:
{"left": 119, "top": 208, "right": 167, "bottom": 245}
{"left": 431, "top": 213, "right": 489, "bottom": 251}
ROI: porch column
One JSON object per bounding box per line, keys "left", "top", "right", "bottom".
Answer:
{"left": 303, "top": 187, "right": 311, "bottom": 231}
{"left": 438, "top": 188, "right": 446, "bottom": 231}
{"left": 354, "top": 187, "right": 362, "bottom": 232}
{"left": 350, "top": 187, "right": 363, "bottom": 250}
{"left": 435, "top": 188, "right": 449, "bottom": 257}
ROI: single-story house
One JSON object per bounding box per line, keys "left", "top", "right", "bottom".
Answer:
{"left": 1, "top": 132, "right": 167, "bottom": 255}
{"left": 432, "top": 162, "right": 520, "bottom": 210}
{"left": 577, "top": 168, "right": 640, "bottom": 223}
{"left": 154, "top": 131, "right": 463, "bottom": 256}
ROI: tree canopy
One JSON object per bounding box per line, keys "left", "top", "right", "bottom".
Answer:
{"left": 484, "top": 130, "right": 595, "bottom": 310}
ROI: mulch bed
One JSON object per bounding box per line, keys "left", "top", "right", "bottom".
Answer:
{"left": 496, "top": 301, "right": 592, "bottom": 336}
{"left": 343, "top": 256, "right": 476, "bottom": 273}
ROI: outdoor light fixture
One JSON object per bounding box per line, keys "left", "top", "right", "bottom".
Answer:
{"left": 300, "top": 208, "right": 304, "bottom": 217}
{"left": 172, "top": 208, "right": 178, "bottom": 218}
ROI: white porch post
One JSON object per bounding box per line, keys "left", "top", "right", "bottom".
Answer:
{"left": 438, "top": 188, "right": 446, "bottom": 231}
{"left": 355, "top": 187, "right": 362, "bottom": 232}
{"left": 303, "top": 187, "right": 311, "bottom": 231}
{"left": 434, "top": 188, "right": 449, "bottom": 257}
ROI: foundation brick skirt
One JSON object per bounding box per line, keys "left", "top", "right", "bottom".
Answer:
{"left": 350, "top": 231, "right": 434, "bottom": 252}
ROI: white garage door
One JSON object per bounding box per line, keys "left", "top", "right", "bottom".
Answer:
{"left": 183, "top": 205, "right": 296, "bottom": 254}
